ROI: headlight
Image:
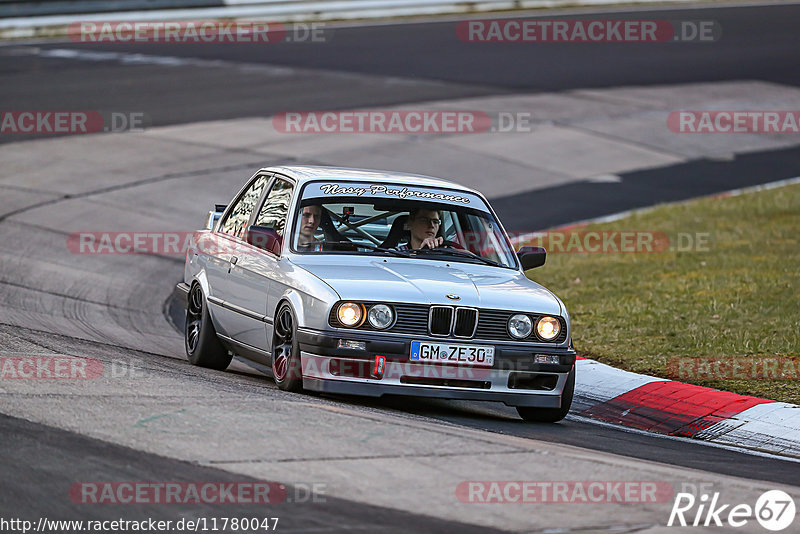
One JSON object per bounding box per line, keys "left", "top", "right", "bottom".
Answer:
{"left": 337, "top": 302, "right": 364, "bottom": 327}
{"left": 508, "top": 314, "right": 533, "bottom": 339}
{"left": 367, "top": 304, "right": 393, "bottom": 329}
{"left": 536, "top": 316, "right": 561, "bottom": 341}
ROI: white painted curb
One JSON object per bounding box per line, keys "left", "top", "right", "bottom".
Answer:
{"left": 573, "top": 358, "right": 800, "bottom": 458}
{"left": 554, "top": 177, "right": 800, "bottom": 459}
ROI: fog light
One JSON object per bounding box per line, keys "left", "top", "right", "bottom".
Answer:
{"left": 337, "top": 339, "right": 366, "bottom": 351}
{"left": 533, "top": 354, "right": 560, "bottom": 364}
{"left": 372, "top": 355, "right": 386, "bottom": 379}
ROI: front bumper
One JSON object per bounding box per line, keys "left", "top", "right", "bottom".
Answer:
{"left": 303, "top": 375, "right": 562, "bottom": 407}
{"left": 298, "top": 329, "right": 575, "bottom": 408}
{"left": 175, "top": 282, "right": 190, "bottom": 308}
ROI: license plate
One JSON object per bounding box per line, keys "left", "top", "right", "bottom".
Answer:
{"left": 410, "top": 341, "right": 495, "bottom": 367}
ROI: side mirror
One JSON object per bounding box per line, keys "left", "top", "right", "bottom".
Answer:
{"left": 517, "top": 246, "right": 546, "bottom": 270}
{"left": 246, "top": 225, "right": 282, "bottom": 255}
{"left": 205, "top": 204, "right": 227, "bottom": 231}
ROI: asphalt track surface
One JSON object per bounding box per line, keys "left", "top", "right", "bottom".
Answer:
{"left": 2, "top": 2, "right": 800, "bottom": 531}
{"left": 1, "top": 3, "right": 800, "bottom": 133}
{"left": 0, "top": 413, "right": 505, "bottom": 533}
{"left": 493, "top": 144, "right": 800, "bottom": 230}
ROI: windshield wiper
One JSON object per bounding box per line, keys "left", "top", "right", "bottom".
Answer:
{"left": 311, "top": 240, "right": 411, "bottom": 259}
{"left": 410, "top": 247, "right": 504, "bottom": 267}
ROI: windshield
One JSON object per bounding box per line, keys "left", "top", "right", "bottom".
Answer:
{"left": 291, "top": 180, "right": 518, "bottom": 269}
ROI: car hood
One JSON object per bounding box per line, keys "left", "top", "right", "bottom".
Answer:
{"left": 290, "top": 256, "right": 561, "bottom": 315}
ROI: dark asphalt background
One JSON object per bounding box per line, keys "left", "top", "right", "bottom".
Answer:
{"left": 1, "top": 4, "right": 799, "bottom": 129}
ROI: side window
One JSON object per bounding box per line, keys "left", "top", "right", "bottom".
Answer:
{"left": 219, "top": 175, "right": 269, "bottom": 239}
{"left": 254, "top": 179, "right": 294, "bottom": 236}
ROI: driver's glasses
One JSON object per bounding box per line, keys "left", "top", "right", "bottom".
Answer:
{"left": 417, "top": 216, "right": 441, "bottom": 226}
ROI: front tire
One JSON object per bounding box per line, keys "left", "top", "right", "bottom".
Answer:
{"left": 516, "top": 366, "right": 575, "bottom": 423}
{"left": 272, "top": 303, "right": 303, "bottom": 392}
{"left": 185, "top": 284, "right": 232, "bottom": 370}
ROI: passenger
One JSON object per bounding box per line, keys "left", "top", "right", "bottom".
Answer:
{"left": 297, "top": 204, "right": 323, "bottom": 251}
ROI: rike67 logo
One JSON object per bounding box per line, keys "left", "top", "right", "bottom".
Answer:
{"left": 668, "top": 490, "right": 796, "bottom": 531}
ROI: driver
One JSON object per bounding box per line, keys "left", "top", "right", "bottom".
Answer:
{"left": 297, "top": 204, "right": 323, "bottom": 251}
{"left": 398, "top": 208, "right": 443, "bottom": 250}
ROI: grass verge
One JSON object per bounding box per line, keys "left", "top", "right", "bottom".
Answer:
{"left": 526, "top": 182, "right": 800, "bottom": 404}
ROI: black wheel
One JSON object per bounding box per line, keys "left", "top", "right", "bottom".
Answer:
{"left": 272, "top": 303, "right": 303, "bottom": 392}
{"left": 185, "top": 284, "right": 232, "bottom": 370}
{"left": 516, "top": 366, "right": 575, "bottom": 423}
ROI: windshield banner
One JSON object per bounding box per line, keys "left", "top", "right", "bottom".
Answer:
{"left": 304, "top": 181, "right": 485, "bottom": 207}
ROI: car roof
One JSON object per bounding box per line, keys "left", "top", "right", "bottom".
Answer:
{"left": 263, "top": 165, "right": 477, "bottom": 194}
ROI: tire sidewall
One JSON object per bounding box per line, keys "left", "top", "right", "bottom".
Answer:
{"left": 185, "top": 286, "right": 210, "bottom": 365}
{"left": 185, "top": 285, "right": 231, "bottom": 370}
{"left": 272, "top": 303, "right": 303, "bottom": 391}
